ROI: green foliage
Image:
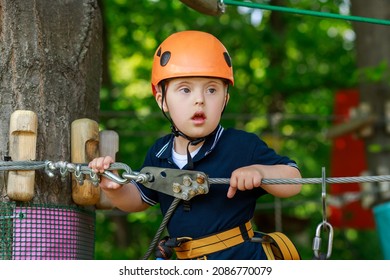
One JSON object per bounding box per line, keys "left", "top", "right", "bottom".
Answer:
{"left": 358, "top": 61, "right": 390, "bottom": 84}
{"left": 95, "top": 0, "right": 382, "bottom": 260}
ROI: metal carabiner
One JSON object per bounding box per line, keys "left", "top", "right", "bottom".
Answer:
{"left": 312, "top": 221, "right": 334, "bottom": 259}
{"left": 102, "top": 170, "right": 130, "bottom": 185}
{"left": 99, "top": 162, "right": 135, "bottom": 185}
{"left": 312, "top": 167, "right": 334, "bottom": 259}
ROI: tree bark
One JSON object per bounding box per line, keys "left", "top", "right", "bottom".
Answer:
{"left": 0, "top": 0, "right": 102, "bottom": 205}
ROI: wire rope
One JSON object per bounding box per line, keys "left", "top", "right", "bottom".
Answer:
{"left": 2, "top": 160, "right": 390, "bottom": 186}
{"left": 142, "top": 198, "right": 181, "bottom": 260}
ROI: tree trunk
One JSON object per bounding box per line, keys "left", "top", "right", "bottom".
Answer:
{"left": 0, "top": 0, "right": 102, "bottom": 205}
{"left": 351, "top": 0, "right": 390, "bottom": 259}
{"left": 351, "top": 0, "right": 390, "bottom": 204}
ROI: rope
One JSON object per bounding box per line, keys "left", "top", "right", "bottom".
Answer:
{"left": 0, "top": 161, "right": 47, "bottom": 171}
{"left": 223, "top": 0, "right": 390, "bottom": 26}
{"left": 142, "top": 198, "right": 181, "bottom": 260}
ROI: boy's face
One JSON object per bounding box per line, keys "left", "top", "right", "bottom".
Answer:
{"left": 155, "top": 77, "right": 229, "bottom": 139}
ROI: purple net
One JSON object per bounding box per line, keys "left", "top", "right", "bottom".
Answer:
{"left": 1, "top": 202, "right": 95, "bottom": 260}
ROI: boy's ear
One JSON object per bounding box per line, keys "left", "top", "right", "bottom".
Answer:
{"left": 155, "top": 90, "right": 169, "bottom": 112}
{"left": 223, "top": 93, "right": 230, "bottom": 110}
{"left": 225, "top": 93, "right": 230, "bottom": 105}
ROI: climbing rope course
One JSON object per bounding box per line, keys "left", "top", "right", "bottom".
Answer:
{"left": 2, "top": 0, "right": 389, "bottom": 262}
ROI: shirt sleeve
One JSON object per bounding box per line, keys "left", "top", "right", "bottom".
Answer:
{"left": 252, "top": 134, "right": 299, "bottom": 169}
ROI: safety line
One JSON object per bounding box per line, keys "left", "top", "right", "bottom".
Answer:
{"left": 142, "top": 197, "right": 181, "bottom": 260}
{"left": 209, "top": 175, "right": 390, "bottom": 185}
{"left": 2, "top": 160, "right": 390, "bottom": 186}
{"left": 223, "top": 0, "right": 390, "bottom": 26}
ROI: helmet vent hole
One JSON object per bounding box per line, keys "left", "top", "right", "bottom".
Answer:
{"left": 156, "top": 47, "right": 162, "bottom": 57}
{"left": 160, "top": 51, "right": 171, "bottom": 66}
{"left": 223, "top": 52, "right": 232, "bottom": 67}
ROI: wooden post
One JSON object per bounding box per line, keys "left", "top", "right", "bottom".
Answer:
{"left": 96, "top": 130, "right": 119, "bottom": 210}
{"left": 7, "top": 110, "right": 38, "bottom": 202}
{"left": 71, "top": 118, "right": 100, "bottom": 206}
{"left": 180, "top": 0, "right": 224, "bottom": 16}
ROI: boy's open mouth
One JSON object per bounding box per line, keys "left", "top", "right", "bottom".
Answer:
{"left": 192, "top": 112, "right": 206, "bottom": 122}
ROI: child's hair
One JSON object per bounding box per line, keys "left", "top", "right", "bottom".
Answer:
{"left": 151, "top": 30, "right": 234, "bottom": 96}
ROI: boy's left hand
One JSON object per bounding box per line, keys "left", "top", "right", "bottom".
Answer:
{"left": 227, "top": 166, "right": 262, "bottom": 198}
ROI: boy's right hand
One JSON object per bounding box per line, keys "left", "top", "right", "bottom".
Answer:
{"left": 88, "top": 156, "right": 122, "bottom": 191}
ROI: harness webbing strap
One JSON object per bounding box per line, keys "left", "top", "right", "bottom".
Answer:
{"left": 261, "top": 232, "right": 301, "bottom": 260}
{"left": 175, "top": 221, "right": 253, "bottom": 259}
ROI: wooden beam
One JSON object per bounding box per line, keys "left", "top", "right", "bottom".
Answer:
{"left": 325, "top": 115, "right": 376, "bottom": 139}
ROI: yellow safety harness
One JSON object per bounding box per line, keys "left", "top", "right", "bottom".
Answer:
{"left": 258, "top": 232, "right": 301, "bottom": 260}
{"left": 173, "top": 221, "right": 300, "bottom": 260}
{"left": 175, "top": 221, "right": 254, "bottom": 259}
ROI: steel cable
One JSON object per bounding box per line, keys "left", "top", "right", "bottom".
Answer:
{"left": 2, "top": 160, "right": 390, "bottom": 185}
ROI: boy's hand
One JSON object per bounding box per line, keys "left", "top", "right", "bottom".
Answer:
{"left": 88, "top": 156, "right": 122, "bottom": 191}
{"left": 227, "top": 166, "right": 262, "bottom": 198}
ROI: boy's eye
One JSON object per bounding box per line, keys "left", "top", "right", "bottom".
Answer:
{"left": 180, "top": 87, "right": 190, "bottom": 94}
{"left": 207, "top": 88, "right": 217, "bottom": 94}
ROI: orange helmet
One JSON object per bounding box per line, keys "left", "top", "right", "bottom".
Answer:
{"left": 151, "top": 30, "right": 234, "bottom": 95}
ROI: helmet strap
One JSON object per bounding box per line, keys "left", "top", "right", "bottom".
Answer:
{"left": 221, "top": 84, "right": 229, "bottom": 115}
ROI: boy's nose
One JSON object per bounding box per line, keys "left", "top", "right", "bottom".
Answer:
{"left": 194, "top": 91, "right": 205, "bottom": 105}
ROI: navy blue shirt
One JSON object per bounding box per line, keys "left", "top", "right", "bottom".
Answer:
{"left": 136, "top": 125, "right": 298, "bottom": 259}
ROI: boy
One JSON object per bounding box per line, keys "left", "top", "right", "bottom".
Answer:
{"left": 89, "top": 30, "right": 302, "bottom": 259}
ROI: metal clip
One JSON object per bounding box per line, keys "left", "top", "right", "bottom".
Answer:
{"left": 89, "top": 171, "right": 100, "bottom": 186}
{"left": 321, "top": 167, "right": 327, "bottom": 224}
{"left": 312, "top": 167, "right": 334, "bottom": 259}
{"left": 44, "top": 160, "right": 56, "bottom": 178}
{"left": 74, "top": 164, "right": 84, "bottom": 185}
{"left": 102, "top": 170, "right": 130, "bottom": 185}
{"left": 100, "top": 162, "right": 137, "bottom": 185}
{"left": 313, "top": 221, "right": 334, "bottom": 260}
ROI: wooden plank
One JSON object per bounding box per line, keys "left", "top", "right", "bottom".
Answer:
{"left": 71, "top": 118, "right": 100, "bottom": 205}
{"left": 7, "top": 110, "right": 38, "bottom": 201}
{"left": 95, "top": 130, "right": 119, "bottom": 210}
